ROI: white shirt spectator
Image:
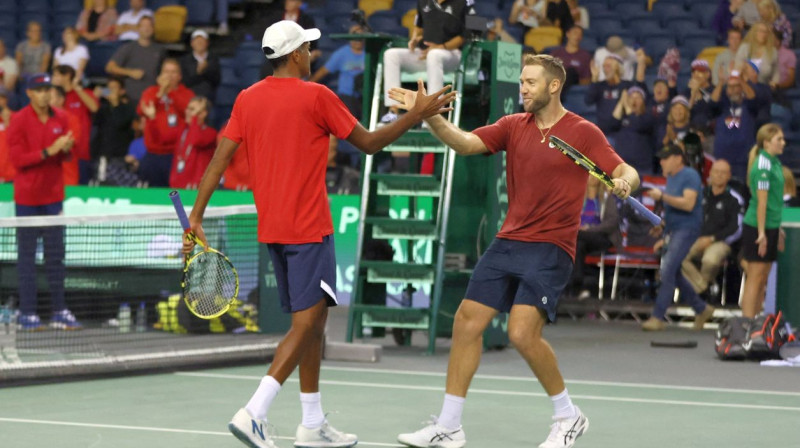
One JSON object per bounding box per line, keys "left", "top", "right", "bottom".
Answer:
{"left": 117, "top": 8, "right": 154, "bottom": 41}
{"left": 54, "top": 45, "right": 90, "bottom": 72}
{"left": 0, "top": 55, "right": 19, "bottom": 94}
{"left": 593, "top": 46, "right": 636, "bottom": 81}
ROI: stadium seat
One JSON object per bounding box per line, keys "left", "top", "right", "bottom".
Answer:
{"left": 368, "top": 10, "right": 400, "bottom": 30}
{"left": 185, "top": 0, "right": 214, "bottom": 26}
{"left": 0, "top": 0, "right": 16, "bottom": 13}
{"left": 359, "top": 0, "right": 392, "bottom": 17}
{"left": 473, "top": 2, "right": 501, "bottom": 18}
{"left": 681, "top": 36, "right": 718, "bottom": 59}
{"left": 0, "top": 30, "right": 16, "bottom": 51}
{"left": 325, "top": 13, "right": 353, "bottom": 33}
{"left": 153, "top": 5, "right": 186, "bottom": 43}
{"left": 326, "top": 0, "right": 357, "bottom": 16}
{"left": 613, "top": 1, "right": 647, "bottom": 15}
{"left": 641, "top": 35, "right": 677, "bottom": 61}
{"left": 678, "top": 30, "right": 717, "bottom": 47}
{"left": 695, "top": 46, "right": 727, "bottom": 67}
{"left": 238, "top": 67, "right": 262, "bottom": 88}
{"left": 117, "top": 0, "right": 131, "bottom": 12}
{"left": 591, "top": 18, "right": 624, "bottom": 41}
{"left": 85, "top": 41, "right": 123, "bottom": 78}
{"left": 52, "top": 2, "right": 82, "bottom": 14}
{"left": 651, "top": 3, "right": 692, "bottom": 26}
{"left": 149, "top": 0, "right": 183, "bottom": 9}
{"left": 392, "top": 0, "right": 416, "bottom": 15}
{"left": 525, "top": 26, "right": 563, "bottom": 53}
{"left": 689, "top": 3, "right": 720, "bottom": 28}
{"left": 51, "top": 12, "right": 79, "bottom": 37}
{"left": 665, "top": 18, "right": 699, "bottom": 40}
{"left": 215, "top": 85, "right": 240, "bottom": 108}
{"left": 21, "top": 0, "right": 49, "bottom": 13}
{"left": 401, "top": 8, "right": 416, "bottom": 36}
{"left": 235, "top": 41, "right": 265, "bottom": 70}
{"left": 627, "top": 19, "right": 664, "bottom": 40}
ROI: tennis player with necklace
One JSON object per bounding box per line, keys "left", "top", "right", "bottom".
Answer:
{"left": 182, "top": 20, "right": 455, "bottom": 448}
{"left": 389, "top": 54, "right": 640, "bottom": 448}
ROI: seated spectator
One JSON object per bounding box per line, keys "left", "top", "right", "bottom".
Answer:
{"left": 681, "top": 159, "right": 744, "bottom": 295}
{"left": 77, "top": 0, "right": 118, "bottom": 42}
{"left": 732, "top": 0, "right": 762, "bottom": 30}
{"left": 91, "top": 77, "right": 138, "bottom": 186}
{"left": 168, "top": 96, "right": 216, "bottom": 189}
{"left": 648, "top": 78, "right": 675, "bottom": 140}
{"left": 550, "top": 25, "right": 591, "bottom": 89}
{"left": 685, "top": 60, "right": 715, "bottom": 136}
{"left": 137, "top": 59, "right": 194, "bottom": 187}
{"left": 15, "top": 22, "right": 52, "bottom": 80}
{"left": 567, "top": 0, "right": 589, "bottom": 30}
{"left": 783, "top": 167, "right": 800, "bottom": 207}
{"left": 740, "top": 60, "right": 772, "bottom": 128}
{"left": 326, "top": 136, "right": 360, "bottom": 195}
{"left": 115, "top": 0, "right": 153, "bottom": 41}
{"left": 0, "top": 91, "right": 14, "bottom": 182}
{"left": 508, "top": 0, "right": 547, "bottom": 32}
{"left": 757, "top": 0, "right": 792, "bottom": 48}
{"left": 51, "top": 65, "right": 99, "bottom": 184}
{"left": 54, "top": 28, "right": 90, "bottom": 81}
{"left": 713, "top": 28, "right": 743, "bottom": 86}
{"left": 710, "top": 70, "right": 758, "bottom": 180}
{"left": 383, "top": 0, "right": 473, "bottom": 110}
{"left": 611, "top": 86, "right": 656, "bottom": 175}
{"left": 734, "top": 22, "right": 779, "bottom": 85}
{"left": 570, "top": 176, "right": 620, "bottom": 298}
{"left": 546, "top": 0, "right": 574, "bottom": 37}
{"left": 179, "top": 30, "right": 221, "bottom": 101}
{"left": 309, "top": 25, "right": 365, "bottom": 119}
{"left": 592, "top": 36, "right": 637, "bottom": 82}
{"left": 0, "top": 39, "right": 19, "bottom": 97}
{"left": 47, "top": 85, "right": 82, "bottom": 185}
{"left": 772, "top": 28, "right": 796, "bottom": 101}
{"left": 660, "top": 96, "right": 692, "bottom": 149}
{"left": 586, "top": 51, "right": 646, "bottom": 134}
{"left": 106, "top": 16, "right": 165, "bottom": 103}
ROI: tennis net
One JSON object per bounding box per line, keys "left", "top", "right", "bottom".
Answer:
{"left": 0, "top": 205, "right": 279, "bottom": 381}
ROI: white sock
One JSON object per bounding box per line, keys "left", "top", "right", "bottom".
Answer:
{"left": 437, "top": 394, "right": 465, "bottom": 430}
{"left": 300, "top": 392, "right": 325, "bottom": 429}
{"left": 550, "top": 389, "right": 577, "bottom": 420}
{"left": 245, "top": 376, "right": 281, "bottom": 421}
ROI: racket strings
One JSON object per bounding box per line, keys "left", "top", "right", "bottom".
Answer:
{"left": 184, "top": 251, "right": 237, "bottom": 317}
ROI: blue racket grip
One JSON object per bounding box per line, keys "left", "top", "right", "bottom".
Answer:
{"left": 169, "top": 190, "right": 191, "bottom": 231}
{"left": 625, "top": 196, "right": 662, "bottom": 226}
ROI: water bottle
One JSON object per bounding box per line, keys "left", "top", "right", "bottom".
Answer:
{"left": 118, "top": 303, "right": 131, "bottom": 333}
{"left": 135, "top": 302, "right": 147, "bottom": 333}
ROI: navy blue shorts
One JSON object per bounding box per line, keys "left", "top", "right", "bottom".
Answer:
{"left": 266, "top": 235, "right": 338, "bottom": 313}
{"left": 465, "top": 238, "right": 573, "bottom": 322}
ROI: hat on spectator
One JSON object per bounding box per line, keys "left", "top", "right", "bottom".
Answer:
{"left": 656, "top": 143, "right": 686, "bottom": 160}
{"left": 627, "top": 86, "right": 646, "bottom": 99}
{"left": 261, "top": 20, "right": 320, "bottom": 60}
{"left": 690, "top": 59, "right": 710, "bottom": 72}
{"left": 606, "top": 36, "right": 625, "bottom": 53}
{"left": 26, "top": 73, "right": 51, "bottom": 90}
{"left": 670, "top": 95, "right": 689, "bottom": 108}
{"left": 191, "top": 30, "right": 209, "bottom": 40}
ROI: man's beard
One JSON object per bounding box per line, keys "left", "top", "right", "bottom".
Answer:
{"left": 525, "top": 92, "right": 551, "bottom": 114}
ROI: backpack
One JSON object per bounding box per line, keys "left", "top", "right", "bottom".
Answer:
{"left": 744, "top": 311, "right": 795, "bottom": 360}
{"left": 715, "top": 317, "right": 752, "bottom": 360}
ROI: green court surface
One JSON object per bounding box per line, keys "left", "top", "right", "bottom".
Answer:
{"left": 1, "top": 315, "right": 799, "bottom": 447}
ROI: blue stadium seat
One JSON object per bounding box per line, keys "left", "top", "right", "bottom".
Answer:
{"left": 325, "top": 13, "right": 354, "bottom": 33}
{"left": 116, "top": 0, "right": 131, "bottom": 12}
{"left": 235, "top": 41, "right": 264, "bottom": 70}
{"left": 590, "top": 10, "right": 618, "bottom": 21}
{"left": 51, "top": 12, "right": 78, "bottom": 37}
{"left": 0, "top": 0, "right": 16, "bottom": 13}
{"left": 473, "top": 2, "right": 500, "bottom": 18}
{"left": 316, "top": 37, "right": 339, "bottom": 52}
{"left": 651, "top": 3, "right": 692, "bottom": 25}
{"left": 149, "top": 0, "right": 183, "bottom": 9}
{"left": 220, "top": 66, "right": 238, "bottom": 87}
{"left": 369, "top": 11, "right": 406, "bottom": 36}
{"left": 215, "top": 85, "right": 240, "bottom": 108}
{"left": 0, "top": 30, "right": 16, "bottom": 51}
{"left": 213, "top": 106, "right": 232, "bottom": 130}
{"left": 613, "top": 1, "right": 647, "bottom": 15}
{"left": 641, "top": 35, "right": 677, "bottom": 60}
{"left": 85, "top": 41, "right": 123, "bottom": 78}
{"left": 238, "top": 67, "right": 263, "bottom": 88}
{"left": 21, "top": 0, "right": 49, "bottom": 13}
{"left": 665, "top": 17, "right": 699, "bottom": 38}
{"left": 678, "top": 30, "right": 717, "bottom": 47}
{"left": 582, "top": 0, "right": 611, "bottom": 17}
{"left": 51, "top": 1, "right": 82, "bottom": 14}
{"left": 689, "top": 3, "right": 720, "bottom": 28}
{"left": 392, "top": 0, "right": 416, "bottom": 14}
{"left": 781, "top": 4, "right": 799, "bottom": 17}
{"left": 591, "top": 18, "right": 624, "bottom": 41}
{"left": 326, "top": 0, "right": 357, "bottom": 16}
{"left": 185, "top": 0, "right": 215, "bottom": 26}
{"left": 680, "top": 35, "right": 718, "bottom": 59}
{"left": 627, "top": 19, "right": 663, "bottom": 40}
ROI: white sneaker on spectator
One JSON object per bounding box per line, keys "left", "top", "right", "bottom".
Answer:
{"left": 228, "top": 408, "right": 279, "bottom": 448}
{"left": 538, "top": 406, "right": 589, "bottom": 448}
{"left": 294, "top": 420, "right": 357, "bottom": 447}
{"left": 397, "top": 417, "right": 466, "bottom": 448}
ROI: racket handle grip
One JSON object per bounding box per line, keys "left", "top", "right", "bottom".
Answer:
{"left": 169, "top": 190, "right": 191, "bottom": 231}
{"left": 625, "top": 196, "right": 662, "bottom": 226}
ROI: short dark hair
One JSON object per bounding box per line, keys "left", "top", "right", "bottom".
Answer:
{"left": 138, "top": 15, "right": 154, "bottom": 26}
{"left": 108, "top": 76, "right": 126, "bottom": 89}
{"left": 266, "top": 51, "right": 291, "bottom": 70}
{"left": 53, "top": 64, "right": 76, "bottom": 81}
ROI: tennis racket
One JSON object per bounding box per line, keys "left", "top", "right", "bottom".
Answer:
{"left": 548, "top": 135, "right": 662, "bottom": 226}
{"left": 169, "top": 191, "right": 239, "bottom": 319}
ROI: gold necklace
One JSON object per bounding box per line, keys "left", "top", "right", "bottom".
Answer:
{"left": 536, "top": 109, "right": 568, "bottom": 143}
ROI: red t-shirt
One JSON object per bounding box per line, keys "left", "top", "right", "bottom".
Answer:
{"left": 473, "top": 112, "right": 624, "bottom": 260}
{"left": 64, "top": 88, "right": 96, "bottom": 161}
{"left": 221, "top": 131, "right": 251, "bottom": 191}
{"left": 138, "top": 84, "right": 195, "bottom": 155}
{"left": 169, "top": 118, "right": 218, "bottom": 189}
{"left": 0, "top": 114, "right": 16, "bottom": 182}
{"left": 222, "top": 77, "right": 358, "bottom": 244}
{"left": 8, "top": 106, "right": 72, "bottom": 206}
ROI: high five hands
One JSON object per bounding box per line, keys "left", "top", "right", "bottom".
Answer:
{"left": 388, "top": 80, "right": 457, "bottom": 119}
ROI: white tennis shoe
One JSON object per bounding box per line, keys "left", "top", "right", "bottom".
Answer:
{"left": 397, "top": 417, "right": 466, "bottom": 448}
{"left": 294, "top": 421, "right": 357, "bottom": 447}
{"left": 538, "top": 406, "right": 589, "bottom": 448}
{"left": 228, "top": 408, "right": 279, "bottom": 448}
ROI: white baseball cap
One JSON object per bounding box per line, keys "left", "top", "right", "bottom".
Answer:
{"left": 191, "top": 29, "right": 209, "bottom": 40}
{"left": 261, "top": 20, "right": 320, "bottom": 59}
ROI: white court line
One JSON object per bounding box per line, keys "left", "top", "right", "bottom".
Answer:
{"left": 0, "top": 418, "right": 400, "bottom": 447}
{"left": 319, "top": 365, "right": 800, "bottom": 398}
{"left": 175, "top": 372, "right": 800, "bottom": 412}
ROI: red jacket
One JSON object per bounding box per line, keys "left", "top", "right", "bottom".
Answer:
{"left": 167, "top": 117, "right": 217, "bottom": 189}
{"left": 8, "top": 106, "right": 71, "bottom": 206}
{"left": 138, "top": 84, "right": 195, "bottom": 155}
{"left": 64, "top": 88, "right": 97, "bottom": 161}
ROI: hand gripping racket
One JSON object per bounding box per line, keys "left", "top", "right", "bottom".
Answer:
{"left": 170, "top": 191, "right": 239, "bottom": 319}
{"left": 548, "top": 135, "right": 662, "bottom": 226}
